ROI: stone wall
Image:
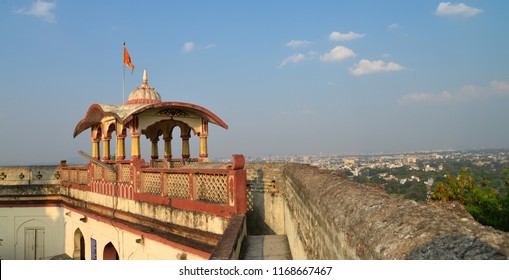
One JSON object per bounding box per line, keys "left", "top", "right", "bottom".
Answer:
{"left": 2, "top": 163, "right": 509, "bottom": 260}
{"left": 0, "top": 166, "right": 60, "bottom": 186}
{"left": 245, "top": 163, "right": 286, "bottom": 235}
{"left": 281, "top": 163, "right": 509, "bottom": 259}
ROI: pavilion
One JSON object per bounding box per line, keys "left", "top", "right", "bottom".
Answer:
{"left": 73, "top": 69, "right": 228, "bottom": 167}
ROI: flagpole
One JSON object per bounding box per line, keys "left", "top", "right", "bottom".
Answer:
{"left": 122, "top": 42, "right": 126, "bottom": 104}
{"left": 123, "top": 62, "right": 125, "bottom": 104}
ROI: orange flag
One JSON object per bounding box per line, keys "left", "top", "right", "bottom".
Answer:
{"left": 123, "top": 42, "right": 135, "bottom": 72}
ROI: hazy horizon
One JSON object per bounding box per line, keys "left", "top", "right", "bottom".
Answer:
{"left": 1, "top": 1, "right": 508, "bottom": 165}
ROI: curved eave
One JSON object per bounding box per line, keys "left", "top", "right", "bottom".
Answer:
{"left": 73, "top": 104, "right": 122, "bottom": 138}
{"left": 123, "top": 102, "right": 228, "bottom": 129}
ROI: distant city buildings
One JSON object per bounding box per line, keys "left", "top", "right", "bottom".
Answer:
{"left": 235, "top": 149, "right": 509, "bottom": 187}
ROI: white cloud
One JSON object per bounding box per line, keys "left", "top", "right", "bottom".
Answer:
{"left": 15, "top": 1, "right": 56, "bottom": 23}
{"left": 350, "top": 59, "right": 404, "bottom": 76}
{"left": 435, "top": 2, "right": 483, "bottom": 17}
{"left": 279, "top": 53, "right": 306, "bottom": 68}
{"left": 328, "top": 31, "right": 365, "bottom": 41}
{"left": 490, "top": 80, "right": 509, "bottom": 93}
{"left": 457, "top": 84, "right": 488, "bottom": 100}
{"left": 182, "top": 42, "right": 216, "bottom": 53}
{"left": 286, "top": 40, "right": 312, "bottom": 48}
{"left": 320, "top": 46, "right": 355, "bottom": 62}
{"left": 182, "top": 42, "right": 195, "bottom": 53}
{"left": 399, "top": 80, "right": 509, "bottom": 105}
{"left": 387, "top": 23, "right": 400, "bottom": 31}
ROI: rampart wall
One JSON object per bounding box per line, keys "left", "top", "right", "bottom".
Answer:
{"left": 2, "top": 163, "right": 508, "bottom": 259}
{"left": 0, "top": 166, "right": 60, "bottom": 186}
{"left": 245, "top": 163, "right": 509, "bottom": 260}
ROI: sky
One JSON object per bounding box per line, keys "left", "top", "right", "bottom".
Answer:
{"left": 1, "top": 1, "right": 509, "bottom": 165}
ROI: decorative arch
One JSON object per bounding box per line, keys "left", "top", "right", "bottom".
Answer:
{"left": 103, "top": 242, "right": 119, "bottom": 260}
{"left": 143, "top": 119, "right": 197, "bottom": 160}
{"left": 15, "top": 218, "right": 48, "bottom": 260}
{"left": 73, "top": 228, "right": 85, "bottom": 260}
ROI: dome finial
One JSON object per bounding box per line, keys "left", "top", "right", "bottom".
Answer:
{"left": 126, "top": 68, "right": 161, "bottom": 105}
{"left": 142, "top": 68, "right": 148, "bottom": 85}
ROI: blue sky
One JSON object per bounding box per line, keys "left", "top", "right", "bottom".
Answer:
{"left": 1, "top": 1, "right": 509, "bottom": 165}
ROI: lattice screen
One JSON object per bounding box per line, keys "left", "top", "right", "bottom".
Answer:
{"left": 78, "top": 170, "right": 87, "bottom": 185}
{"left": 93, "top": 164, "right": 101, "bottom": 179}
{"left": 70, "top": 170, "right": 77, "bottom": 183}
{"left": 104, "top": 168, "right": 116, "bottom": 182}
{"left": 61, "top": 169, "right": 69, "bottom": 182}
{"left": 196, "top": 173, "right": 228, "bottom": 204}
{"left": 165, "top": 173, "right": 190, "bottom": 199}
{"left": 169, "top": 160, "right": 183, "bottom": 169}
{"left": 141, "top": 172, "right": 161, "bottom": 194}
{"left": 152, "top": 160, "right": 165, "bottom": 169}
{"left": 120, "top": 164, "right": 130, "bottom": 183}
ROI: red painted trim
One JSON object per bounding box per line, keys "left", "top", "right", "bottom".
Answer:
{"left": 138, "top": 193, "right": 170, "bottom": 205}
{"left": 59, "top": 159, "right": 245, "bottom": 217}
{"left": 125, "top": 99, "right": 160, "bottom": 105}
{"left": 140, "top": 167, "right": 228, "bottom": 175}
{"left": 122, "top": 102, "right": 228, "bottom": 129}
{"left": 73, "top": 104, "right": 123, "bottom": 138}
{"left": 170, "top": 198, "right": 233, "bottom": 217}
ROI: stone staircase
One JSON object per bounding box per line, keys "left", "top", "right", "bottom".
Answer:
{"left": 239, "top": 235, "right": 292, "bottom": 260}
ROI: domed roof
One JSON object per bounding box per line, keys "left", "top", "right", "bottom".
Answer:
{"left": 126, "top": 69, "right": 161, "bottom": 105}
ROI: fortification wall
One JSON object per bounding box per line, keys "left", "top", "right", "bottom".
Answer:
{"left": 281, "top": 163, "right": 509, "bottom": 260}
{"left": 2, "top": 163, "right": 509, "bottom": 259}
{"left": 0, "top": 166, "right": 60, "bottom": 186}
{"left": 245, "top": 163, "right": 286, "bottom": 235}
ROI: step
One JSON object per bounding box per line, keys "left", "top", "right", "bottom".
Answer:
{"left": 240, "top": 235, "right": 292, "bottom": 260}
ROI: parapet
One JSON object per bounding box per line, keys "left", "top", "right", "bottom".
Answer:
{"left": 244, "top": 162, "right": 509, "bottom": 259}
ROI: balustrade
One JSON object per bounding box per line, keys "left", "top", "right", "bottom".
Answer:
{"left": 59, "top": 155, "right": 247, "bottom": 217}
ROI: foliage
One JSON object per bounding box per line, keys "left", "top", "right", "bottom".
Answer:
{"left": 431, "top": 168, "right": 509, "bottom": 231}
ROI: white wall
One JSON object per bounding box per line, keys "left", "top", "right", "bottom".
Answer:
{"left": 63, "top": 208, "right": 206, "bottom": 260}
{"left": 0, "top": 205, "right": 208, "bottom": 260}
{"left": 0, "top": 207, "right": 65, "bottom": 260}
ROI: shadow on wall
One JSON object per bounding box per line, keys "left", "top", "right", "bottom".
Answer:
{"left": 406, "top": 234, "right": 508, "bottom": 260}
{"left": 246, "top": 168, "right": 276, "bottom": 235}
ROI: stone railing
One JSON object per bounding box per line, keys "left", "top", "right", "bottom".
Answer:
{"left": 140, "top": 169, "right": 228, "bottom": 203}
{"left": 150, "top": 158, "right": 202, "bottom": 169}
{"left": 60, "top": 155, "right": 247, "bottom": 217}
{"left": 244, "top": 163, "right": 509, "bottom": 260}
{"left": 0, "top": 165, "right": 60, "bottom": 186}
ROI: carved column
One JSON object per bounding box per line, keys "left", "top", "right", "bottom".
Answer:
{"left": 181, "top": 135, "right": 190, "bottom": 159}
{"left": 199, "top": 120, "right": 209, "bottom": 159}
{"left": 164, "top": 136, "right": 172, "bottom": 159}
{"left": 130, "top": 117, "right": 141, "bottom": 160}
{"left": 91, "top": 125, "right": 101, "bottom": 160}
{"left": 131, "top": 134, "right": 141, "bottom": 159}
{"left": 92, "top": 139, "right": 100, "bottom": 160}
{"left": 116, "top": 133, "right": 126, "bottom": 160}
{"left": 102, "top": 136, "right": 111, "bottom": 161}
{"left": 199, "top": 136, "right": 208, "bottom": 159}
{"left": 151, "top": 138, "right": 159, "bottom": 160}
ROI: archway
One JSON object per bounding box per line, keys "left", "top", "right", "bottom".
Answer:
{"left": 103, "top": 242, "right": 119, "bottom": 260}
{"left": 73, "top": 228, "right": 85, "bottom": 260}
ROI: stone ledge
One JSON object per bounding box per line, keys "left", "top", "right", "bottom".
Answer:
{"left": 281, "top": 163, "right": 509, "bottom": 259}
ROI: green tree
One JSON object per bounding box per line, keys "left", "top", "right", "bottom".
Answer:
{"left": 431, "top": 168, "right": 508, "bottom": 231}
